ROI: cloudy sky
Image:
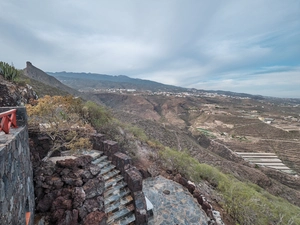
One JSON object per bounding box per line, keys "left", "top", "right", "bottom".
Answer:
{"left": 1, "top": 0, "right": 299, "bottom": 98}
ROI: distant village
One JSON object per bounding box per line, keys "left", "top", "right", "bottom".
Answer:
{"left": 80, "top": 87, "right": 252, "bottom": 100}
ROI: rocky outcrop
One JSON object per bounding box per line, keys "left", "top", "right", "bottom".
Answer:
{"left": 34, "top": 155, "right": 106, "bottom": 225}
{"left": 0, "top": 75, "right": 38, "bottom": 107}
{"left": 23, "top": 62, "right": 79, "bottom": 96}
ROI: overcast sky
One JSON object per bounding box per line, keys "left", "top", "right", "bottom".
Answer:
{"left": 1, "top": 0, "right": 299, "bottom": 98}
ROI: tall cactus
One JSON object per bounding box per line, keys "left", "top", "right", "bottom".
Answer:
{"left": 0, "top": 61, "right": 20, "bottom": 81}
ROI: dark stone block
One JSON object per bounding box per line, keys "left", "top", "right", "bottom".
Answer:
{"left": 37, "top": 193, "right": 55, "bottom": 212}
{"left": 51, "top": 196, "right": 73, "bottom": 211}
{"left": 72, "top": 187, "right": 86, "bottom": 208}
{"left": 102, "top": 140, "right": 118, "bottom": 160}
{"left": 90, "top": 133, "right": 105, "bottom": 150}
{"left": 193, "top": 191, "right": 203, "bottom": 205}
{"left": 83, "top": 177, "right": 104, "bottom": 199}
{"left": 133, "top": 191, "right": 148, "bottom": 225}
{"left": 125, "top": 167, "right": 143, "bottom": 192}
{"left": 112, "top": 152, "right": 132, "bottom": 175}
{"left": 56, "top": 155, "right": 93, "bottom": 169}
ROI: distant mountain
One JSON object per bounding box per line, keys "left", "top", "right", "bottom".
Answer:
{"left": 22, "top": 62, "right": 103, "bottom": 104}
{"left": 46, "top": 71, "right": 300, "bottom": 105}
{"left": 47, "top": 71, "right": 186, "bottom": 92}
{"left": 23, "top": 62, "right": 80, "bottom": 96}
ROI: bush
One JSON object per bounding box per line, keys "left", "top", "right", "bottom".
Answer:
{"left": 83, "top": 101, "right": 112, "bottom": 130}
{"left": 26, "top": 95, "right": 94, "bottom": 160}
{"left": 126, "top": 125, "right": 148, "bottom": 142}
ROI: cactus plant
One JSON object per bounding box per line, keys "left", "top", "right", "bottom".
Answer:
{"left": 0, "top": 61, "right": 20, "bottom": 81}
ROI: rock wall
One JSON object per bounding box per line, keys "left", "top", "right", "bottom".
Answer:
{"left": 0, "top": 107, "right": 35, "bottom": 225}
{"left": 34, "top": 156, "right": 106, "bottom": 225}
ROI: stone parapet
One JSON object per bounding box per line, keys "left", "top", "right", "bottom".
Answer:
{"left": 0, "top": 126, "right": 35, "bottom": 225}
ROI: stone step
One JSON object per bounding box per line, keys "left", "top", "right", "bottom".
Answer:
{"left": 104, "top": 181, "right": 127, "bottom": 198}
{"left": 103, "top": 169, "right": 121, "bottom": 181}
{"left": 101, "top": 164, "right": 116, "bottom": 175}
{"left": 107, "top": 204, "right": 135, "bottom": 224}
{"left": 98, "top": 161, "right": 111, "bottom": 169}
{"left": 109, "top": 212, "right": 136, "bottom": 225}
{"left": 99, "top": 155, "right": 136, "bottom": 225}
{"left": 87, "top": 150, "right": 103, "bottom": 160}
{"left": 105, "top": 188, "right": 131, "bottom": 206}
{"left": 105, "top": 194, "right": 133, "bottom": 213}
{"left": 92, "top": 155, "right": 108, "bottom": 164}
{"left": 105, "top": 175, "right": 124, "bottom": 189}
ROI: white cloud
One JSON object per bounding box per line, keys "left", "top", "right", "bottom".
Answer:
{"left": 0, "top": 0, "right": 299, "bottom": 97}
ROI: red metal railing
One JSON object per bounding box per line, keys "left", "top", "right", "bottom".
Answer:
{"left": 0, "top": 109, "right": 18, "bottom": 134}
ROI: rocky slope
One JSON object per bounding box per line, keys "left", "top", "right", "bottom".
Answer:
{"left": 0, "top": 74, "right": 38, "bottom": 106}
{"left": 22, "top": 62, "right": 103, "bottom": 105}
{"left": 94, "top": 93, "right": 300, "bottom": 209}
{"left": 23, "top": 62, "right": 79, "bottom": 96}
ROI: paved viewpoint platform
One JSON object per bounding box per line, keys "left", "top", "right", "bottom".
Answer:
{"left": 143, "top": 176, "right": 208, "bottom": 225}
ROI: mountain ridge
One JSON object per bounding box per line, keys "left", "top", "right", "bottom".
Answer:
{"left": 22, "top": 62, "right": 103, "bottom": 104}
{"left": 47, "top": 71, "right": 186, "bottom": 92}
{"left": 47, "top": 71, "right": 300, "bottom": 103}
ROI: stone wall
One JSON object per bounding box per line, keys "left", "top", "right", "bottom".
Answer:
{"left": 91, "top": 134, "right": 149, "bottom": 225}
{"left": 34, "top": 156, "right": 106, "bottom": 225}
{"left": 0, "top": 107, "right": 35, "bottom": 225}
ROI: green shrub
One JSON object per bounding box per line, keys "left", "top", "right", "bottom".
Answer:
{"left": 83, "top": 101, "right": 112, "bottom": 129}
{"left": 126, "top": 125, "right": 148, "bottom": 142}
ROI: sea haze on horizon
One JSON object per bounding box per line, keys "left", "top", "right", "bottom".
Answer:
{"left": 0, "top": 0, "right": 299, "bottom": 98}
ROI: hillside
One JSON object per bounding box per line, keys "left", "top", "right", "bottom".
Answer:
{"left": 22, "top": 62, "right": 103, "bottom": 104}
{"left": 47, "top": 71, "right": 186, "bottom": 92}
{"left": 45, "top": 68, "right": 300, "bottom": 210}
{"left": 93, "top": 92, "right": 300, "bottom": 206}
{"left": 3, "top": 62, "right": 300, "bottom": 224}
{"left": 23, "top": 62, "right": 80, "bottom": 96}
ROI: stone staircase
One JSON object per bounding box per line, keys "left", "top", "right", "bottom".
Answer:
{"left": 92, "top": 151, "right": 136, "bottom": 225}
